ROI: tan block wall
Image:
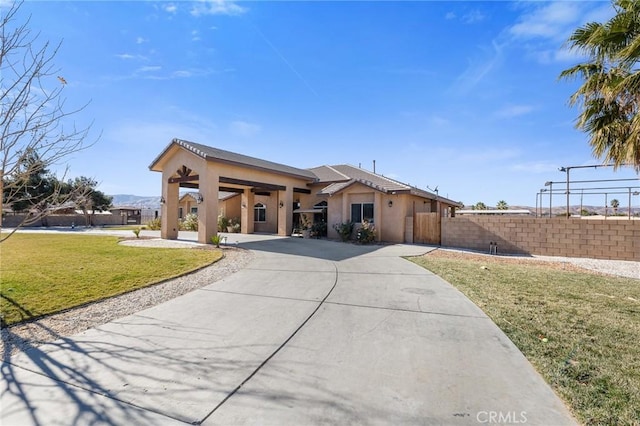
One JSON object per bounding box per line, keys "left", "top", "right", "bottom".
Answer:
{"left": 442, "top": 217, "right": 639, "bottom": 261}
{"left": 2, "top": 213, "right": 132, "bottom": 227}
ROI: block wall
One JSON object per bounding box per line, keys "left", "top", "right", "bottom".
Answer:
{"left": 441, "top": 217, "right": 639, "bottom": 261}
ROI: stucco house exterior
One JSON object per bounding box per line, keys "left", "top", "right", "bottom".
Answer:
{"left": 150, "top": 138, "right": 461, "bottom": 244}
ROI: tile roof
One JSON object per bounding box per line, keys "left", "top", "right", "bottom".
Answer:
{"left": 180, "top": 191, "right": 239, "bottom": 202}
{"left": 307, "top": 165, "right": 350, "bottom": 182}
{"left": 150, "top": 139, "right": 317, "bottom": 181}
{"left": 312, "top": 164, "right": 461, "bottom": 206}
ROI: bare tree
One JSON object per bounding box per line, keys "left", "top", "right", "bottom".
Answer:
{"left": 1, "top": 2, "right": 96, "bottom": 241}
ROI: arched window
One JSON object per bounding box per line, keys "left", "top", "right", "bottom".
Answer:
{"left": 254, "top": 203, "right": 266, "bottom": 222}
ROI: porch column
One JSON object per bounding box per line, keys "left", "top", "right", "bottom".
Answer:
{"left": 161, "top": 172, "right": 179, "bottom": 240}
{"left": 241, "top": 189, "right": 255, "bottom": 234}
{"left": 277, "top": 187, "right": 293, "bottom": 236}
{"left": 197, "top": 165, "right": 219, "bottom": 244}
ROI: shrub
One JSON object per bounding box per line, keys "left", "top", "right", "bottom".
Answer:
{"left": 355, "top": 221, "right": 376, "bottom": 244}
{"left": 180, "top": 213, "right": 198, "bottom": 231}
{"left": 230, "top": 217, "right": 241, "bottom": 233}
{"left": 132, "top": 227, "right": 141, "bottom": 238}
{"left": 211, "top": 234, "right": 223, "bottom": 247}
{"left": 333, "top": 221, "right": 354, "bottom": 242}
{"left": 311, "top": 221, "right": 327, "bottom": 238}
{"left": 146, "top": 218, "right": 161, "bottom": 230}
{"left": 218, "top": 216, "right": 230, "bottom": 232}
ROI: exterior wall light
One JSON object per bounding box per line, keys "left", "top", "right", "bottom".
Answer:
{"left": 388, "top": 200, "right": 393, "bottom": 207}
{"left": 279, "top": 201, "right": 284, "bottom": 208}
{"left": 160, "top": 196, "right": 166, "bottom": 204}
{"left": 196, "top": 194, "right": 203, "bottom": 204}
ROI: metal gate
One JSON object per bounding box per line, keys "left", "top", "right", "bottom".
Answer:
{"left": 414, "top": 212, "right": 441, "bottom": 245}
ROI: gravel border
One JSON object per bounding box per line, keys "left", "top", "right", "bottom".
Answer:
{"left": 1, "top": 246, "right": 254, "bottom": 360}
{"left": 438, "top": 247, "right": 639, "bottom": 279}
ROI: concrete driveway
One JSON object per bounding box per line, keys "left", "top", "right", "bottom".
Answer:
{"left": 1, "top": 235, "right": 577, "bottom": 425}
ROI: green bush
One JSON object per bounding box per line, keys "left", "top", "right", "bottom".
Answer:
{"left": 218, "top": 216, "right": 230, "bottom": 232}
{"left": 146, "top": 218, "right": 161, "bottom": 230}
{"left": 311, "top": 221, "right": 327, "bottom": 238}
{"left": 230, "top": 217, "right": 241, "bottom": 233}
{"left": 355, "top": 221, "right": 376, "bottom": 244}
{"left": 333, "top": 221, "right": 354, "bottom": 242}
{"left": 180, "top": 213, "right": 198, "bottom": 231}
{"left": 211, "top": 234, "right": 223, "bottom": 247}
{"left": 132, "top": 227, "right": 141, "bottom": 238}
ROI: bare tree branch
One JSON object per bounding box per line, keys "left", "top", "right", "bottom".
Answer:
{"left": 1, "top": 1, "right": 97, "bottom": 241}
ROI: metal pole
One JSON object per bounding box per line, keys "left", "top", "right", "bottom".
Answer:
{"left": 566, "top": 168, "right": 570, "bottom": 218}
{"left": 549, "top": 182, "right": 553, "bottom": 218}
{"left": 535, "top": 192, "right": 539, "bottom": 217}
{"left": 629, "top": 188, "right": 632, "bottom": 220}
{"left": 580, "top": 189, "right": 584, "bottom": 216}
{"left": 605, "top": 193, "right": 608, "bottom": 218}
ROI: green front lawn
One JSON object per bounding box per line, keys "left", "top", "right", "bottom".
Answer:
{"left": 1, "top": 233, "right": 222, "bottom": 326}
{"left": 410, "top": 251, "right": 640, "bottom": 425}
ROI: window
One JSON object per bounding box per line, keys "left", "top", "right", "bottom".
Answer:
{"left": 350, "top": 203, "right": 374, "bottom": 223}
{"left": 178, "top": 207, "right": 183, "bottom": 219}
{"left": 254, "top": 203, "right": 266, "bottom": 222}
{"left": 190, "top": 207, "right": 198, "bottom": 215}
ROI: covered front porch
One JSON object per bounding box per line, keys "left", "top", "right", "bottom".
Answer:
{"left": 149, "top": 139, "right": 317, "bottom": 244}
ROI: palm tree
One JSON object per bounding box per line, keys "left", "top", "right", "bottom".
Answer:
{"left": 611, "top": 198, "right": 620, "bottom": 214}
{"left": 474, "top": 201, "right": 487, "bottom": 210}
{"left": 560, "top": 0, "right": 640, "bottom": 171}
{"left": 496, "top": 200, "right": 508, "bottom": 210}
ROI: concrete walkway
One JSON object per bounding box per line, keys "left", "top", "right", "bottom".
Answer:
{"left": 1, "top": 235, "right": 577, "bottom": 425}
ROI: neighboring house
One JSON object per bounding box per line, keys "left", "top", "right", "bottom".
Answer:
{"left": 177, "top": 193, "right": 200, "bottom": 219}
{"left": 177, "top": 191, "right": 241, "bottom": 220}
{"left": 110, "top": 206, "right": 142, "bottom": 224}
{"left": 150, "top": 138, "right": 461, "bottom": 244}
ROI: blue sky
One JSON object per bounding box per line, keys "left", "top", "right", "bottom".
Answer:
{"left": 8, "top": 0, "right": 640, "bottom": 208}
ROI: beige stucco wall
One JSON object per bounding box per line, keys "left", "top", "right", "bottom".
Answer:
{"left": 320, "top": 183, "right": 407, "bottom": 243}
{"left": 220, "top": 195, "right": 241, "bottom": 224}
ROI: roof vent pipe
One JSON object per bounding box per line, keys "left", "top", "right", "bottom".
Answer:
{"left": 373, "top": 160, "right": 376, "bottom": 174}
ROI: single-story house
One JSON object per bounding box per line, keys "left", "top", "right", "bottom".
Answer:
{"left": 110, "top": 206, "right": 142, "bottom": 224}
{"left": 149, "top": 138, "right": 461, "bottom": 244}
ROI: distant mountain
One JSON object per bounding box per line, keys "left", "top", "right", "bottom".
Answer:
{"left": 110, "top": 194, "right": 161, "bottom": 209}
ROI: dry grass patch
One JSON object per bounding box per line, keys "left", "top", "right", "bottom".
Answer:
{"left": 1, "top": 233, "right": 222, "bottom": 326}
{"left": 410, "top": 250, "right": 640, "bottom": 426}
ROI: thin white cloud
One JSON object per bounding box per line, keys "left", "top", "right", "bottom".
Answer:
{"left": 445, "top": 12, "right": 456, "bottom": 20}
{"left": 172, "top": 70, "right": 193, "bottom": 78}
{"left": 452, "top": 40, "right": 504, "bottom": 94}
{"left": 190, "top": 0, "right": 247, "bottom": 17}
{"left": 229, "top": 120, "right": 261, "bottom": 138}
{"left": 115, "top": 53, "right": 136, "bottom": 60}
{"left": 462, "top": 10, "right": 485, "bottom": 24}
{"left": 505, "top": 2, "right": 615, "bottom": 65}
{"left": 136, "top": 36, "right": 148, "bottom": 44}
{"left": 136, "top": 66, "right": 162, "bottom": 73}
{"left": 494, "top": 104, "right": 535, "bottom": 119}
{"left": 509, "top": 2, "right": 582, "bottom": 41}
{"left": 510, "top": 161, "right": 560, "bottom": 174}
{"left": 163, "top": 3, "right": 177, "bottom": 14}
{"left": 191, "top": 30, "right": 201, "bottom": 41}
